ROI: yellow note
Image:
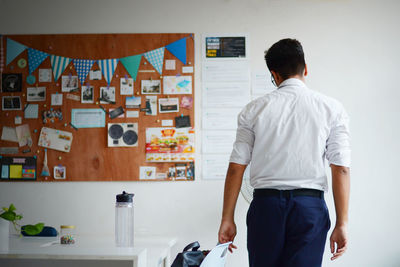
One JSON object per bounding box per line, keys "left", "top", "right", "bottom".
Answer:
{"left": 10, "top": 165, "right": 22, "bottom": 179}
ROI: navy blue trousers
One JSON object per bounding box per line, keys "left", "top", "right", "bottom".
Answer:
{"left": 247, "top": 192, "right": 331, "bottom": 267}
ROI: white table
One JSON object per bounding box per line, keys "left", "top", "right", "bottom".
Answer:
{"left": 0, "top": 234, "right": 176, "bottom": 267}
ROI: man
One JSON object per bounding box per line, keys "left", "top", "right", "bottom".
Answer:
{"left": 218, "top": 39, "right": 350, "bottom": 267}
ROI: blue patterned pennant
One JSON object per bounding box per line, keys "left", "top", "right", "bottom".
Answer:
{"left": 50, "top": 55, "right": 71, "bottom": 81}
{"left": 73, "top": 59, "right": 95, "bottom": 85}
{"left": 144, "top": 47, "right": 165, "bottom": 74}
{"left": 6, "top": 38, "right": 27, "bottom": 66}
{"left": 166, "top": 37, "right": 187, "bottom": 65}
{"left": 28, "top": 48, "right": 48, "bottom": 74}
{"left": 98, "top": 58, "right": 119, "bottom": 85}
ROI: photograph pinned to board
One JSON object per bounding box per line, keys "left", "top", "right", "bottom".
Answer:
{"left": 61, "top": 75, "right": 79, "bottom": 92}
{"left": 141, "top": 80, "right": 161, "bottom": 94}
{"left": 51, "top": 93, "right": 63, "bottom": 106}
{"left": 109, "top": 106, "right": 125, "bottom": 119}
{"left": 1, "top": 73, "right": 22, "bottom": 92}
{"left": 54, "top": 165, "right": 66, "bottom": 179}
{"left": 120, "top": 77, "right": 134, "bottom": 95}
{"left": 81, "top": 85, "right": 94, "bottom": 103}
{"left": 180, "top": 96, "right": 193, "bottom": 109}
{"left": 89, "top": 69, "right": 102, "bottom": 80}
{"left": 139, "top": 166, "right": 156, "bottom": 180}
{"left": 126, "top": 96, "right": 141, "bottom": 108}
{"left": 145, "top": 96, "right": 157, "bottom": 116}
{"left": 2, "top": 96, "right": 21, "bottom": 110}
{"left": 159, "top": 98, "right": 179, "bottom": 113}
{"left": 168, "top": 166, "right": 176, "bottom": 179}
{"left": 15, "top": 124, "right": 32, "bottom": 147}
{"left": 38, "top": 68, "right": 52, "bottom": 83}
{"left": 27, "top": 87, "right": 46, "bottom": 101}
{"left": 38, "top": 127, "right": 73, "bottom": 152}
{"left": 163, "top": 76, "right": 192, "bottom": 94}
{"left": 100, "top": 87, "right": 116, "bottom": 104}
{"left": 175, "top": 163, "right": 187, "bottom": 180}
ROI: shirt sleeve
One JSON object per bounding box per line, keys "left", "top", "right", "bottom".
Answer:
{"left": 326, "top": 105, "right": 351, "bottom": 167}
{"left": 229, "top": 107, "right": 255, "bottom": 165}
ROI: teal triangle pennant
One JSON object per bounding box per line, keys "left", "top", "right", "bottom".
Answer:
{"left": 120, "top": 54, "right": 142, "bottom": 81}
{"left": 6, "top": 38, "right": 27, "bottom": 66}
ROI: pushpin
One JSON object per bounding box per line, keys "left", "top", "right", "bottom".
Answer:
{"left": 64, "top": 123, "right": 68, "bottom": 127}
{"left": 5, "top": 113, "right": 9, "bottom": 117}
{"left": 188, "top": 62, "right": 192, "bottom": 65}
{"left": 116, "top": 74, "right": 119, "bottom": 78}
{"left": 144, "top": 62, "right": 147, "bottom": 65}
{"left": 33, "top": 156, "right": 37, "bottom": 159}
{"left": 56, "top": 83, "right": 59, "bottom": 86}
{"left": 37, "top": 150, "right": 40, "bottom": 153}
{"left": 156, "top": 119, "right": 160, "bottom": 123}
{"left": 160, "top": 75, "right": 163, "bottom": 78}
{"left": 125, "top": 74, "right": 128, "bottom": 80}
{"left": 34, "top": 129, "right": 38, "bottom": 133}
{"left": 51, "top": 108, "right": 54, "bottom": 111}
{"left": 48, "top": 45, "right": 53, "bottom": 50}
{"left": 96, "top": 101, "right": 99, "bottom": 105}
{"left": 136, "top": 92, "right": 140, "bottom": 95}
{"left": 45, "top": 177, "right": 48, "bottom": 180}
{"left": 23, "top": 93, "right": 25, "bottom": 97}
{"left": 44, "top": 104, "right": 47, "bottom": 107}
{"left": 58, "top": 156, "right": 62, "bottom": 160}
{"left": 181, "top": 113, "right": 184, "bottom": 117}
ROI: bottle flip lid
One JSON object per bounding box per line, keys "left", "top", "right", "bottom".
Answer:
{"left": 116, "top": 191, "right": 134, "bottom": 203}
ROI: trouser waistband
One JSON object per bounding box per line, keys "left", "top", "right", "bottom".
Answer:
{"left": 253, "top": 188, "right": 324, "bottom": 199}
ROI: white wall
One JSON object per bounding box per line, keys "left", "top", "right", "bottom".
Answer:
{"left": 1, "top": 0, "right": 400, "bottom": 266}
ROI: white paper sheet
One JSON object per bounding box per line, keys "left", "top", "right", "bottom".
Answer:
{"left": 202, "top": 154, "right": 231, "bottom": 180}
{"left": 202, "top": 61, "right": 250, "bottom": 83}
{"left": 126, "top": 110, "right": 139, "bottom": 118}
{"left": 165, "top": 60, "right": 176, "bottom": 70}
{"left": 202, "top": 107, "right": 241, "bottom": 130}
{"left": 203, "top": 82, "right": 250, "bottom": 107}
{"left": 202, "top": 130, "right": 236, "bottom": 154}
{"left": 252, "top": 69, "right": 276, "bottom": 95}
{"left": 1, "top": 126, "right": 18, "bottom": 143}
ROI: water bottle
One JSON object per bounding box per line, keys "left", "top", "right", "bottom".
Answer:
{"left": 115, "top": 191, "right": 134, "bottom": 247}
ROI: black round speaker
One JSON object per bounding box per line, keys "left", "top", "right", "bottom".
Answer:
{"left": 108, "top": 124, "right": 124, "bottom": 139}
{"left": 123, "top": 130, "right": 138, "bottom": 145}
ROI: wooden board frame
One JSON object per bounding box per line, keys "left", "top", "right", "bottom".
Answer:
{"left": 0, "top": 33, "right": 195, "bottom": 181}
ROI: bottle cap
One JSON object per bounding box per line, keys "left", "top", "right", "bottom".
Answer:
{"left": 116, "top": 191, "right": 134, "bottom": 203}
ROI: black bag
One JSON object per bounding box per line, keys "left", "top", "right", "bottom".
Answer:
{"left": 171, "top": 241, "right": 206, "bottom": 267}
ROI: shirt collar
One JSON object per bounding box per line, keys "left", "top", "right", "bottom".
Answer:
{"left": 278, "top": 78, "right": 306, "bottom": 89}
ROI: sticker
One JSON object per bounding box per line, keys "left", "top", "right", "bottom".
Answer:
{"left": 26, "top": 74, "right": 36, "bottom": 85}
{"left": 180, "top": 96, "right": 193, "bottom": 109}
{"left": 15, "top": 116, "right": 22, "bottom": 124}
{"left": 182, "top": 66, "right": 194, "bottom": 73}
{"left": 126, "top": 110, "right": 139, "bottom": 118}
{"left": 139, "top": 166, "right": 156, "bottom": 180}
{"left": 10, "top": 165, "right": 23, "bottom": 179}
{"left": 161, "top": 120, "right": 173, "bottom": 127}
{"left": 54, "top": 165, "right": 66, "bottom": 179}
{"left": 17, "top": 58, "right": 27, "bottom": 68}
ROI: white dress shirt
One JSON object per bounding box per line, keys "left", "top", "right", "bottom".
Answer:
{"left": 229, "top": 78, "right": 350, "bottom": 191}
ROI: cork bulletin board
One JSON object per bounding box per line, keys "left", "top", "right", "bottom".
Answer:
{"left": 0, "top": 33, "right": 195, "bottom": 181}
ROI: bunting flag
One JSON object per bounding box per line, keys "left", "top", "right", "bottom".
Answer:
{"left": 166, "top": 37, "right": 187, "bottom": 65}
{"left": 144, "top": 47, "right": 165, "bottom": 74}
{"left": 98, "top": 58, "right": 119, "bottom": 85}
{"left": 50, "top": 55, "right": 72, "bottom": 81}
{"left": 28, "top": 48, "right": 49, "bottom": 74}
{"left": 120, "top": 54, "right": 141, "bottom": 81}
{"left": 73, "top": 59, "right": 95, "bottom": 85}
{"left": 6, "top": 38, "right": 27, "bottom": 66}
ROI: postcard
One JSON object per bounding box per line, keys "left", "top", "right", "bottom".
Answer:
{"left": 61, "top": 75, "right": 79, "bottom": 92}
{"left": 145, "top": 96, "right": 157, "bottom": 116}
{"left": 100, "top": 87, "right": 116, "bottom": 104}
{"left": 159, "top": 98, "right": 179, "bottom": 113}
{"left": 141, "top": 80, "right": 161, "bottom": 94}
{"left": 2, "top": 96, "right": 21, "bottom": 110}
{"left": 163, "top": 76, "right": 192, "bottom": 94}
{"left": 126, "top": 96, "right": 141, "bottom": 108}
{"left": 27, "top": 87, "right": 46, "bottom": 102}
{"left": 89, "top": 69, "right": 102, "bottom": 80}
{"left": 120, "top": 77, "right": 134, "bottom": 95}
{"left": 81, "top": 85, "right": 94, "bottom": 103}
{"left": 51, "top": 93, "right": 63, "bottom": 106}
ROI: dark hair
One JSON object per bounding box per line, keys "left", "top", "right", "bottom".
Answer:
{"left": 264, "top": 39, "right": 305, "bottom": 80}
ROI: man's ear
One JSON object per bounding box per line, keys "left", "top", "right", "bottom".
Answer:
{"left": 271, "top": 70, "right": 281, "bottom": 84}
{"left": 304, "top": 64, "right": 308, "bottom": 76}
